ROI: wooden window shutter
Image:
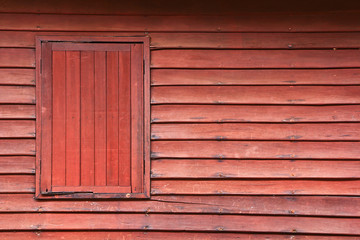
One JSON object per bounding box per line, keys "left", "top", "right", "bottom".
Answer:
{"left": 36, "top": 37, "right": 150, "bottom": 199}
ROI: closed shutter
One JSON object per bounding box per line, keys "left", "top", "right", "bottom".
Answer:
{"left": 36, "top": 37, "right": 150, "bottom": 199}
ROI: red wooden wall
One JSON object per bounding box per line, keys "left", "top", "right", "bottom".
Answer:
{"left": 0, "top": 1, "right": 360, "bottom": 239}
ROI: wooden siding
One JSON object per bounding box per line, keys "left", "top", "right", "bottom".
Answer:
{"left": 0, "top": 7, "right": 359, "bottom": 239}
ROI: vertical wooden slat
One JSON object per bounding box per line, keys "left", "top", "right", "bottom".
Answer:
{"left": 40, "top": 42, "right": 52, "bottom": 193}
{"left": 65, "top": 51, "right": 81, "bottom": 186}
{"left": 131, "top": 44, "right": 144, "bottom": 193}
{"left": 52, "top": 51, "right": 66, "bottom": 186}
{"left": 106, "top": 51, "right": 119, "bottom": 186}
{"left": 80, "top": 51, "right": 95, "bottom": 186}
{"left": 118, "top": 50, "right": 131, "bottom": 186}
{"left": 94, "top": 51, "right": 107, "bottom": 186}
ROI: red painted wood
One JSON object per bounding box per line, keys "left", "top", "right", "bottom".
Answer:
{"left": 0, "top": 31, "right": 145, "bottom": 48}
{"left": 151, "top": 69, "right": 360, "bottom": 86}
{"left": 151, "top": 123, "right": 360, "bottom": 141}
{"left": 0, "top": 213, "right": 359, "bottom": 234}
{"left": 150, "top": 32, "right": 360, "bottom": 49}
{"left": 80, "top": 51, "right": 95, "bottom": 186}
{"left": 0, "top": 232, "right": 357, "bottom": 240}
{"left": 0, "top": 105, "right": 35, "bottom": 119}
{"left": 0, "top": 120, "right": 35, "bottom": 138}
{"left": 0, "top": 48, "right": 34, "bottom": 67}
{"left": 51, "top": 51, "right": 66, "bottom": 187}
{"left": 151, "top": 159, "right": 360, "bottom": 179}
{"left": 151, "top": 49, "right": 360, "bottom": 68}
{"left": 152, "top": 86, "right": 360, "bottom": 105}
{"left": 1, "top": 0, "right": 360, "bottom": 14}
{"left": 0, "top": 157, "right": 34, "bottom": 174}
{"left": 94, "top": 51, "right": 107, "bottom": 186}
{"left": 151, "top": 105, "right": 360, "bottom": 123}
{"left": 0, "top": 69, "right": 34, "bottom": 85}
{"left": 151, "top": 179, "right": 360, "bottom": 195}
{"left": 118, "top": 50, "right": 131, "bottom": 186}
{"left": 1, "top": 12, "right": 360, "bottom": 32}
{"left": 1, "top": 194, "right": 359, "bottom": 217}
{"left": 106, "top": 51, "right": 119, "bottom": 186}
{"left": 0, "top": 175, "right": 34, "bottom": 193}
{"left": 151, "top": 141, "right": 360, "bottom": 159}
{"left": 65, "top": 50, "right": 81, "bottom": 186}
{"left": 0, "top": 86, "right": 35, "bottom": 104}
{"left": 131, "top": 43, "right": 144, "bottom": 193}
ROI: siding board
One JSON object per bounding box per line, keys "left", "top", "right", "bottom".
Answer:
{"left": 1, "top": 12, "right": 360, "bottom": 32}
{"left": 152, "top": 141, "right": 360, "bottom": 159}
{"left": 0, "top": 120, "right": 35, "bottom": 138}
{"left": 151, "top": 49, "right": 360, "bottom": 68}
{"left": 151, "top": 179, "right": 360, "bottom": 195}
{"left": 151, "top": 159, "right": 360, "bottom": 179}
{"left": 151, "top": 105, "right": 360, "bottom": 123}
{"left": 0, "top": 48, "right": 34, "bottom": 68}
{"left": 0, "top": 157, "right": 34, "bottom": 174}
{"left": 0, "top": 105, "right": 35, "bottom": 119}
{"left": 0, "top": 69, "right": 35, "bottom": 85}
{"left": 151, "top": 69, "right": 360, "bottom": 86}
{"left": 151, "top": 123, "right": 360, "bottom": 141}
{"left": 0, "top": 213, "right": 359, "bottom": 234}
{"left": 0, "top": 175, "right": 34, "bottom": 193}
{"left": 0, "top": 86, "right": 35, "bottom": 104}
{"left": 0, "top": 194, "right": 359, "bottom": 217}
{"left": 0, "top": 139, "right": 35, "bottom": 155}
{"left": 152, "top": 86, "right": 360, "bottom": 105}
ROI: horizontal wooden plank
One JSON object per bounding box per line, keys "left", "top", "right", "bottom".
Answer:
{"left": 0, "top": 86, "right": 35, "bottom": 104}
{"left": 150, "top": 32, "right": 360, "bottom": 49}
{"left": 152, "top": 86, "right": 360, "bottom": 105}
{"left": 1, "top": 0, "right": 360, "bottom": 15}
{"left": 0, "top": 48, "right": 34, "bottom": 68}
{"left": 1, "top": 12, "right": 360, "bottom": 32}
{"left": 0, "top": 69, "right": 35, "bottom": 85}
{"left": 4, "top": 31, "right": 360, "bottom": 50}
{"left": 151, "top": 123, "right": 360, "bottom": 141}
{"left": 0, "top": 139, "right": 35, "bottom": 155}
{"left": 151, "top": 159, "right": 360, "bottom": 179}
{"left": 0, "top": 105, "right": 35, "bottom": 119}
{"left": 151, "top": 180, "right": 360, "bottom": 195}
{"left": 151, "top": 105, "right": 360, "bottom": 123}
{"left": 151, "top": 141, "right": 360, "bottom": 159}
{"left": 151, "top": 69, "right": 360, "bottom": 86}
{"left": 0, "top": 213, "right": 359, "bottom": 234}
{"left": 0, "top": 156, "right": 34, "bottom": 174}
{"left": 1, "top": 194, "right": 359, "bottom": 217}
{"left": 0, "top": 232, "right": 358, "bottom": 240}
{"left": 151, "top": 49, "right": 360, "bottom": 68}
{"left": 0, "top": 175, "right": 34, "bottom": 193}
{"left": 0, "top": 120, "right": 35, "bottom": 138}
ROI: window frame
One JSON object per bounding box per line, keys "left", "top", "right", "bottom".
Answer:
{"left": 35, "top": 36, "right": 150, "bottom": 199}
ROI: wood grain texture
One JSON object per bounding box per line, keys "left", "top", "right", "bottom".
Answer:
{"left": 152, "top": 86, "right": 360, "bottom": 105}
{"left": 0, "top": 86, "right": 35, "bottom": 104}
{"left": 0, "top": 120, "right": 35, "bottom": 138}
{"left": 0, "top": 105, "right": 35, "bottom": 119}
{"left": 0, "top": 31, "right": 145, "bottom": 48}
{"left": 0, "top": 139, "right": 35, "bottom": 155}
{"left": 151, "top": 159, "right": 360, "bottom": 179}
{"left": 0, "top": 48, "right": 34, "bottom": 67}
{"left": 0, "top": 213, "right": 359, "bottom": 234}
{"left": 151, "top": 179, "right": 360, "bottom": 195}
{"left": 151, "top": 105, "right": 360, "bottom": 123}
{"left": 0, "top": 232, "right": 358, "bottom": 240}
{"left": 0, "top": 69, "right": 35, "bottom": 85}
{"left": 0, "top": 175, "right": 34, "bottom": 193}
{"left": 151, "top": 49, "right": 360, "bottom": 68}
{"left": 1, "top": 12, "right": 360, "bottom": 32}
{"left": 151, "top": 123, "right": 360, "bottom": 140}
{"left": 0, "top": 194, "right": 359, "bottom": 217}
{"left": 0, "top": 157, "right": 34, "bottom": 174}
{"left": 151, "top": 69, "right": 360, "bottom": 86}
{"left": 150, "top": 32, "right": 360, "bottom": 49}
{"left": 151, "top": 141, "right": 360, "bottom": 159}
